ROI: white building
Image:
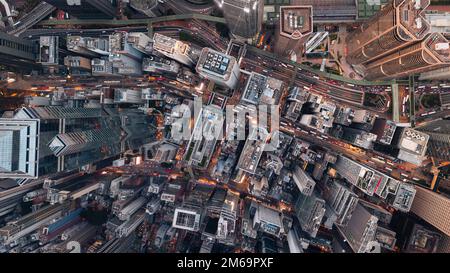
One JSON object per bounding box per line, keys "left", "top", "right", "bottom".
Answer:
{"left": 196, "top": 48, "right": 241, "bottom": 89}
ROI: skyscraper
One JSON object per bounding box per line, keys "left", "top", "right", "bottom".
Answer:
{"left": 218, "top": 0, "right": 264, "bottom": 39}
{"left": 336, "top": 203, "right": 379, "bottom": 253}
{"left": 346, "top": 0, "right": 431, "bottom": 66}
{"left": 152, "top": 33, "right": 198, "bottom": 67}
{"left": 0, "top": 106, "right": 153, "bottom": 179}
{"left": 44, "top": 0, "right": 117, "bottom": 19}
{"left": 410, "top": 185, "right": 450, "bottom": 236}
{"left": 294, "top": 192, "right": 326, "bottom": 238}
{"left": 275, "top": 5, "right": 313, "bottom": 60}
{"left": 0, "top": 32, "right": 38, "bottom": 72}
{"left": 416, "top": 119, "right": 450, "bottom": 161}
{"left": 364, "top": 32, "right": 450, "bottom": 80}
{"left": 0, "top": 119, "right": 40, "bottom": 179}
{"left": 196, "top": 48, "right": 241, "bottom": 89}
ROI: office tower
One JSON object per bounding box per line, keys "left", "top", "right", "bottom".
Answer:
{"left": 152, "top": 33, "right": 197, "bottom": 67}
{"left": 0, "top": 119, "right": 40, "bottom": 178}
{"left": 153, "top": 143, "right": 178, "bottom": 163}
{"left": 0, "top": 32, "right": 38, "bottom": 72}
{"left": 241, "top": 72, "right": 283, "bottom": 105}
{"left": 91, "top": 58, "right": 114, "bottom": 76}
{"left": 172, "top": 207, "right": 202, "bottom": 232}
{"left": 127, "top": 33, "right": 153, "bottom": 54}
{"left": 395, "top": 127, "right": 430, "bottom": 165}
{"left": 322, "top": 181, "right": 359, "bottom": 226}
{"left": 44, "top": 0, "right": 116, "bottom": 19}
{"left": 371, "top": 118, "right": 397, "bottom": 145}
{"left": 365, "top": 32, "right": 450, "bottom": 80}
{"left": 294, "top": 192, "right": 326, "bottom": 238}
{"left": 67, "top": 36, "right": 110, "bottom": 58}
{"left": 237, "top": 127, "right": 269, "bottom": 174}
{"left": 252, "top": 203, "right": 284, "bottom": 237}
{"left": 291, "top": 166, "right": 316, "bottom": 196}
{"left": 64, "top": 56, "right": 92, "bottom": 75}
{"left": 275, "top": 6, "right": 313, "bottom": 59}
{"left": 143, "top": 55, "right": 180, "bottom": 75}
{"left": 196, "top": 48, "right": 241, "bottom": 89}
{"left": 410, "top": 185, "right": 450, "bottom": 236}
{"left": 129, "top": 0, "right": 161, "bottom": 17}
{"left": 0, "top": 106, "right": 153, "bottom": 179}
{"left": 109, "top": 32, "right": 143, "bottom": 61}
{"left": 333, "top": 155, "right": 389, "bottom": 197}
{"left": 404, "top": 223, "right": 442, "bottom": 253}
{"left": 336, "top": 203, "right": 379, "bottom": 253}
{"left": 38, "top": 36, "right": 59, "bottom": 66}
{"left": 416, "top": 119, "right": 450, "bottom": 161}
{"left": 185, "top": 105, "right": 224, "bottom": 169}
{"left": 218, "top": 0, "right": 264, "bottom": 39}
{"left": 340, "top": 127, "right": 377, "bottom": 149}
{"left": 114, "top": 89, "right": 143, "bottom": 104}
{"left": 346, "top": 0, "right": 431, "bottom": 66}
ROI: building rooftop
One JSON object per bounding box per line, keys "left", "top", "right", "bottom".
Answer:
{"left": 279, "top": 5, "right": 313, "bottom": 39}
{"left": 397, "top": 0, "right": 431, "bottom": 40}
{"left": 196, "top": 48, "right": 238, "bottom": 80}
{"left": 424, "top": 32, "right": 450, "bottom": 63}
{"left": 242, "top": 72, "right": 283, "bottom": 105}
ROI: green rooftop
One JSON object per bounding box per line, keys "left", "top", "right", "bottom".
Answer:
{"left": 357, "top": 0, "right": 389, "bottom": 20}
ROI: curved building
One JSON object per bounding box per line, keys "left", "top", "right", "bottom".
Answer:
{"left": 346, "top": 0, "right": 431, "bottom": 66}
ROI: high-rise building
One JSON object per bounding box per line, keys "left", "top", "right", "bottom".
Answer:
{"left": 196, "top": 48, "right": 241, "bottom": 89}
{"left": 218, "top": 0, "right": 264, "bottom": 39}
{"left": 152, "top": 33, "right": 198, "bottom": 67}
{"left": 91, "top": 58, "right": 114, "bottom": 76}
{"left": 336, "top": 203, "right": 379, "bottom": 253}
{"left": 291, "top": 166, "right": 316, "bottom": 196}
{"left": 64, "top": 56, "right": 92, "bottom": 75}
{"left": 364, "top": 32, "right": 450, "bottom": 80}
{"left": 109, "top": 32, "right": 143, "bottom": 61}
{"left": 322, "top": 181, "right": 359, "bottom": 226}
{"left": 0, "top": 32, "right": 38, "bottom": 72}
{"left": 275, "top": 5, "right": 313, "bottom": 60}
{"left": 67, "top": 36, "right": 110, "bottom": 58}
{"left": 129, "top": 0, "right": 161, "bottom": 17}
{"left": 126, "top": 32, "right": 153, "bottom": 54}
{"left": 395, "top": 127, "right": 430, "bottom": 165}
{"left": 346, "top": 0, "right": 431, "bottom": 66}
{"left": 0, "top": 119, "right": 40, "bottom": 179}
{"left": 333, "top": 155, "right": 390, "bottom": 197}
{"left": 44, "top": 0, "right": 117, "bottom": 19}
{"left": 143, "top": 55, "right": 180, "bottom": 75}
{"left": 185, "top": 105, "right": 224, "bottom": 169}
{"left": 0, "top": 106, "right": 153, "bottom": 179}
{"left": 416, "top": 119, "right": 450, "bottom": 161}
{"left": 241, "top": 72, "right": 283, "bottom": 105}
{"left": 252, "top": 203, "right": 284, "bottom": 237}
{"left": 38, "top": 36, "right": 59, "bottom": 66}
{"left": 294, "top": 192, "right": 326, "bottom": 238}
{"left": 172, "top": 207, "right": 202, "bottom": 232}
{"left": 410, "top": 186, "right": 450, "bottom": 236}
